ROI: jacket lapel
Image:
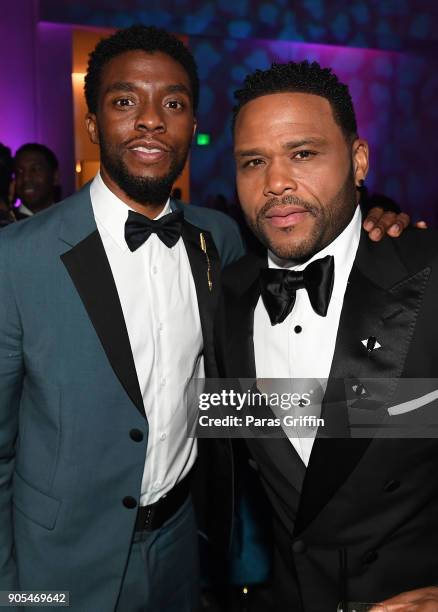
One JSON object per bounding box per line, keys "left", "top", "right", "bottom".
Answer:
{"left": 221, "top": 254, "right": 264, "bottom": 380}
{"left": 59, "top": 186, "right": 144, "bottom": 417}
{"left": 294, "top": 231, "right": 431, "bottom": 534}
{"left": 179, "top": 218, "right": 221, "bottom": 376}
{"left": 222, "top": 254, "right": 307, "bottom": 496}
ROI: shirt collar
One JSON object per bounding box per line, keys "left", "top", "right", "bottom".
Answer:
{"left": 268, "top": 206, "right": 362, "bottom": 283}
{"left": 16, "top": 203, "right": 33, "bottom": 216}
{"left": 90, "top": 172, "right": 171, "bottom": 252}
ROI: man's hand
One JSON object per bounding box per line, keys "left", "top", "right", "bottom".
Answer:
{"left": 363, "top": 206, "right": 428, "bottom": 241}
{"left": 372, "top": 586, "right": 438, "bottom": 610}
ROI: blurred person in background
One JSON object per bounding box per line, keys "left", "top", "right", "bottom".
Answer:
{"left": 14, "top": 143, "right": 60, "bottom": 217}
{"left": 0, "top": 143, "right": 15, "bottom": 227}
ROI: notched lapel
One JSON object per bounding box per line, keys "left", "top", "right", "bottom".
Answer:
{"left": 181, "top": 220, "right": 221, "bottom": 376}
{"left": 60, "top": 230, "right": 145, "bottom": 417}
{"left": 295, "top": 235, "right": 431, "bottom": 535}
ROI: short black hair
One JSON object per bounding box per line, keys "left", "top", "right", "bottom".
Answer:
{"left": 15, "top": 143, "right": 59, "bottom": 172}
{"left": 84, "top": 25, "right": 199, "bottom": 114}
{"left": 233, "top": 60, "right": 357, "bottom": 141}
{"left": 0, "top": 143, "right": 13, "bottom": 201}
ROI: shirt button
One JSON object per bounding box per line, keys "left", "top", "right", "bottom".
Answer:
{"left": 160, "top": 432, "right": 167, "bottom": 441}
{"left": 160, "top": 377, "right": 166, "bottom": 387}
{"left": 294, "top": 325, "right": 302, "bottom": 334}
{"left": 152, "top": 265, "right": 158, "bottom": 275}
{"left": 158, "top": 322, "right": 163, "bottom": 332}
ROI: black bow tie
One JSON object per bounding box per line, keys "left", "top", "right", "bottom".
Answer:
{"left": 124, "top": 209, "right": 183, "bottom": 251}
{"left": 259, "top": 255, "right": 335, "bottom": 325}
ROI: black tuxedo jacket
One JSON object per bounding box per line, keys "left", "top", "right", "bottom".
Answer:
{"left": 218, "top": 228, "right": 438, "bottom": 611}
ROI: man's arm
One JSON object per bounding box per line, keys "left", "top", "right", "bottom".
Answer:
{"left": 0, "top": 232, "right": 24, "bottom": 588}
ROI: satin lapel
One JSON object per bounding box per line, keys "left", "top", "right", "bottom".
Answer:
{"left": 295, "top": 233, "right": 431, "bottom": 535}
{"left": 228, "top": 277, "right": 260, "bottom": 379}
{"left": 223, "top": 256, "right": 307, "bottom": 495}
{"left": 222, "top": 253, "right": 267, "bottom": 380}
{"left": 180, "top": 220, "right": 221, "bottom": 377}
{"left": 61, "top": 230, "right": 145, "bottom": 417}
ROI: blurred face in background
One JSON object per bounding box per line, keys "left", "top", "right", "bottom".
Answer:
{"left": 15, "top": 150, "right": 58, "bottom": 212}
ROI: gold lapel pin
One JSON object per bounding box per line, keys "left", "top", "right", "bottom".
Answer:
{"left": 199, "top": 232, "right": 213, "bottom": 291}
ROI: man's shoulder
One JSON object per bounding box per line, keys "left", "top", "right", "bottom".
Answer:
{"left": 222, "top": 251, "right": 266, "bottom": 294}
{"left": 390, "top": 227, "right": 438, "bottom": 271}
{"left": 176, "top": 200, "right": 246, "bottom": 267}
{"left": 181, "top": 200, "right": 239, "bottom": 236}
{"left": 0, "top": 190, "right": 87, "bottom": 254}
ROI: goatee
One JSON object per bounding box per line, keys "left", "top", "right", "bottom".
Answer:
{"left": 99, "top": 136, "right": 188, "bottom": 206}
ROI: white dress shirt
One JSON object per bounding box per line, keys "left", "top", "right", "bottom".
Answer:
{"left": 254, "top": 206, "right": 362, "bottom": 465}
{"left": 90, "top": 173, "right": 204, "bottom": 505}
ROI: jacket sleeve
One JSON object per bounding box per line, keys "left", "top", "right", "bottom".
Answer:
{"left": 0, "top": 233, "right": 23, "bottom": 588}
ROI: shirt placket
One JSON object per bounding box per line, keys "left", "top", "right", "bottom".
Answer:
{"left": 147, "top": 238, "right": 167, "bottom": 496}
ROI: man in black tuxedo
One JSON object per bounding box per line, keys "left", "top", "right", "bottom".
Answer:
{"left": 218, "top": 61, "right": 438, "bottom": 611}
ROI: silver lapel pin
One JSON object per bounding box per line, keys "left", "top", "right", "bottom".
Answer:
{"left": 361, "top": 336, "right": 382, "bottom": 354}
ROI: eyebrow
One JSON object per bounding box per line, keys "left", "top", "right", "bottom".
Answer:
{"left": 103, "top": 81, "right": 192, "bottom": 98}
{"left": 165, "top": 84, "right": 192, "bottom": 98}
{"left": 104, "top": 82, "right": 136, "bottom": 95}
{"left": 282, "top": 138, "right": 327, "bottom": 149}
{"left": 235, "top": 137, "right": 327, "bottom": 158}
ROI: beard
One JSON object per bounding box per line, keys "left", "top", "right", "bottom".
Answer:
{"left": 244, "top": 166, "right": 358, "bottom": 262}
{"left": 99, "top": 134, "right": 189, "bottom": 206}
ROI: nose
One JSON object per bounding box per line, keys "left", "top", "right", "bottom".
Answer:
{"left": 134, "top": 100, "right": 165, "bottom": 133}
{"left": 18, "top": 168, "right": 32, "bottom": 185}
{"left": 263, "top": 159, "right": 298, "bottom": 198}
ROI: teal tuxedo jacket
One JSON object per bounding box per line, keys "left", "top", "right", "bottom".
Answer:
{"left": 0, "top": 185, "right": 244, "bottom": 610}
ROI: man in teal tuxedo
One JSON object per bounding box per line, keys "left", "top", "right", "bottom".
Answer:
{"left": 0, "top": 26, "right": 244, "bottom": 611}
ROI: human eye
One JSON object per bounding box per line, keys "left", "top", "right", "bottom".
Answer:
{"left": 243, "top": 158, "right": 265, "bottom": 169}
{"left": 293, "top": 150, "right": 316, "bottom": 160}
{"left": 164, "top": 99, "right": 185, "bottom": 110}
{"left": 113, "top": 98, "right": 135, "bottom": 108}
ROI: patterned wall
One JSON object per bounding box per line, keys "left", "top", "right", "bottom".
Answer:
{"left": 37, "top": 0, "right": 438, "bottom": 221}
{"left": 190, "top": 37, "right": 438, "bottom": 221}
{"left": 40, "top": 0, "right": 438, "bottom": 52}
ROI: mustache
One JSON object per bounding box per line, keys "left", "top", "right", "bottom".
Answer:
{"left": 259, "top": 195, "right": 319, "bottom": 217}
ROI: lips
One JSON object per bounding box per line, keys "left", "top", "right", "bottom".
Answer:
{"left": 127, "top": 139, "right": 170, "bottom": 163}
{"left": 264, "top": 205, "right": 310, "bottom": 229}
{"left": 22, "top": 187, "right": 37, "bottom": 197}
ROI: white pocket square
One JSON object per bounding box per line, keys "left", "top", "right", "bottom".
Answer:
{"left": 387, "top": 390, "right": 438, "bottom": 415}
